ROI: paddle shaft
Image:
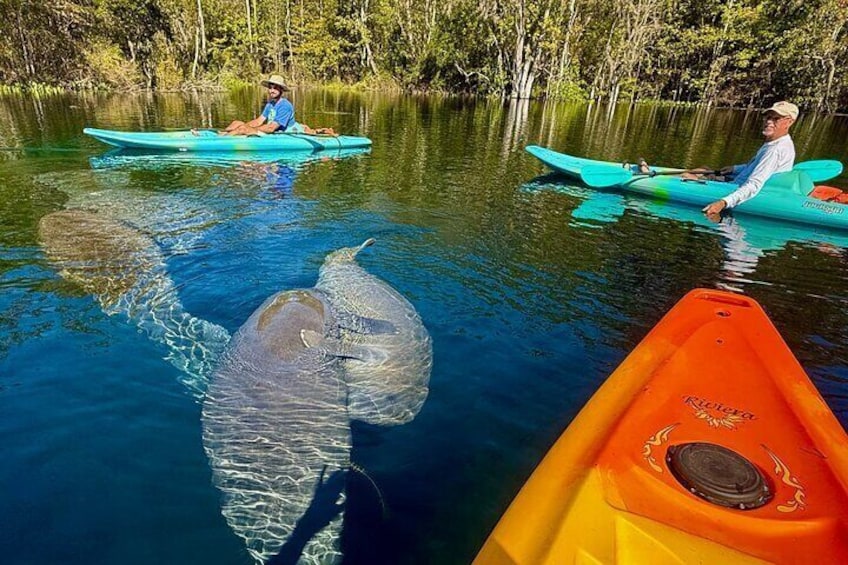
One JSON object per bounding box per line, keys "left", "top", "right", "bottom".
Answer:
{"left": 580, "top": 165, "right": 720, "bottom": 188}
{"left": 640, "top": 168, "right": 719, "bottom": 178}
{"left": 646, "top": 161, "right": 841, "bottom": 183}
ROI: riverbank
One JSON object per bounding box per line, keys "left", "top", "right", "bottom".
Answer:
{"left": 0, "top": 75, "right": 407, "bottom": 97}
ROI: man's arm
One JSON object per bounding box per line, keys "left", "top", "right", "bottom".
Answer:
{"left": 246, "top": 115, "right": 267, "bottom": 128}
{"left": 256, "top": 120, "right": 282, "bottom": 133}
{"left": 721, "top": 149, "right": 784, "bottom": 208}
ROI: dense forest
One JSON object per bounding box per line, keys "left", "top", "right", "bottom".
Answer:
{"left": 1, "top": 0, "right": 847, "bottom": 111}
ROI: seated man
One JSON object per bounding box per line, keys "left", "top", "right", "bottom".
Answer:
{"left": 221, "top": 75, "right": 302, "bottom": 136}
{"left": 700, "top": 101, "right": 798, "bottom": 217}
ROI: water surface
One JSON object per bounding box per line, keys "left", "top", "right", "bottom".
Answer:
{"left": 1, "top": 91, "right": 847, "bottom": 564}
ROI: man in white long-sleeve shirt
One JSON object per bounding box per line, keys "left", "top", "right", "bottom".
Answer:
{"left": 701, "top": 101, "right": 798, "bottom": 217}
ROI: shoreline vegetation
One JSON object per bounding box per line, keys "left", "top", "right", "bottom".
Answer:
{"left": 1, "top": 0, "right": 846, "bottom": 112}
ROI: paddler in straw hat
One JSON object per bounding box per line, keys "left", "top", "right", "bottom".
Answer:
{"left": 219, "top": 74, "right": 307, "bottom": 137}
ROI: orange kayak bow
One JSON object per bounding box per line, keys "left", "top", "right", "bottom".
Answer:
{"left": 475, "top": 289, "right": 848, "bottom": 564}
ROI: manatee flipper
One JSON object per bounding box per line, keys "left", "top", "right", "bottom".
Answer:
{"left": 300, "top": 329, "right": 324, "bottom": 348}
{"left": 336, "top": 311, "right": 398, "bottom": 335}
{"left": 301, "top": 330, "right": 387, "bottom": 363}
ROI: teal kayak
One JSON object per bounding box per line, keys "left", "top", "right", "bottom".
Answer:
{"left": 83, "top": 127, "right": 372, "bottom": 152}
{"left": 527, "top": 145, "right": 848, "bottom": 230}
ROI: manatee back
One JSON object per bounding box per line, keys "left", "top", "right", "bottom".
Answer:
{"left": 245, "top": 289, "right": 332, "bottom": 362}
{"left": 202, "top": 288, "right": 350, "bottom": 564}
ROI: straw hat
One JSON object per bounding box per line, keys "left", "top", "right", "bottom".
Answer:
{"left": 260, "top": 75, "right": 290, "bottom": 91}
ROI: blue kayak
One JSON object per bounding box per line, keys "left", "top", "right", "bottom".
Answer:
{"left": 527, "top": 145, "right": 848, "bottom": 230}
{"left": 83, "top": 127, "right": 372, "bottom": 152}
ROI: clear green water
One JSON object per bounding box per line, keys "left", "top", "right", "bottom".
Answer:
{"left": 1, "top": 90, "right": 847, "bottom": 564}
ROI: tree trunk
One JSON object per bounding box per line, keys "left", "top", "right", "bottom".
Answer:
{"left": 16, "top": 8, "right": 34, "bottom": 76}
{"left": 285, "top": 0, "right": 294, "bottom": 74}
{"left": 252, "top": 0, "right": 258, "bottom": 49}
{"left": 610, "top": 82, "right": 620, "bottom": 107}
{"left": 192, "top": 28, "right": 200, "bottom": 78}
{"left": 245, "top": 0, "right": 253, "bottom": 49}
{"left": 820, "top": 58, "right": 836, "bottom": 112}
{"left": 703, "top": 0, "right": 732, "bottom": 104}
{"left": 360, "top": 0, "right": 379, "bottom": 75}
{"left": 551, "top": 0, "right": 579, "bottom": 98}
{"left": 196, "top": 0, "right": 207, "bottom": 65}
{"left": 509, "top": 0, "right": 545, "bottom": 99}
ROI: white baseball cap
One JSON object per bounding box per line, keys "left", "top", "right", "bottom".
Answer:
{"left": 763, "top": 101, "right": 799, "bottom": 120}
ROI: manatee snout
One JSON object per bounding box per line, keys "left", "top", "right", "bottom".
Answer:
{"left": 357, "top": 238, "right": 376, "bottom": 252}
{"left": 323, "top": 237, "right": 377, "bottom": 266}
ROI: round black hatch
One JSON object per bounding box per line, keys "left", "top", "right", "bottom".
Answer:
{"left": 666, "top": 442, "right": 772, "bottom": 510}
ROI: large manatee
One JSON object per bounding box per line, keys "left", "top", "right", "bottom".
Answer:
{"left": 312, "top": 239, "right": 432, "bottom": 426}
{"left": 201, "top": 289, "right": 352, "bottom": 565}
{"left": 39, "top": 219, "right": 430, "bottom": 562}
{"left": 38, "top": 209, "right": 229, "bottom": 395}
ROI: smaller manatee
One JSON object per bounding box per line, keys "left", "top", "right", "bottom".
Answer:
{"left": 314, "top": 239, "right": 433, "bottom": 426}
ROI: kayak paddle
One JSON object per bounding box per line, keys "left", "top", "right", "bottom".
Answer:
{"left": 579, "top": 165, "right": 717, "bottom": 188}
{"left": 581, "top": 159, "right": 844, "bottom": 188}
{"left": 794, "top": 159, "right": 843, "bottom": 182}
{"left": 579, "top": 166, "right": 633, "bottom": 187}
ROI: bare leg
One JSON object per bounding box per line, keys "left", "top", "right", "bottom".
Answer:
{"left": 682, "top": 165, "right": 717, "bottom": 181}
{"left": 219, "top": 120, "right": 247, "bottom": 136}
{"left": 225, "top": 124, "right": 263, "bottom": 136}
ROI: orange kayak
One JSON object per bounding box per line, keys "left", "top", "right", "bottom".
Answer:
{"left": 475, "top": 289, "right": 848, "bottom": 564}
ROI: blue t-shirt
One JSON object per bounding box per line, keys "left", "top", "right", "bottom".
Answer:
{"left": 261, "top": 98, "right": 295, "bottom": 131}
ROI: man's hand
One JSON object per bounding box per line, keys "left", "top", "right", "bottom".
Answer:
{"left": 702, "top": 199, "right": 727, "bottom": 220}
{"left": 719, "top": 166, "right": 734, "bottom": 176}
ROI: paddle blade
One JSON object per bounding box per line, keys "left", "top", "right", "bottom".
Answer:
{"left": 580, "top": 165, "right": 632, "bottom": 188}
{"left": 794, "top": 160, "right": 843, "bottom": 182}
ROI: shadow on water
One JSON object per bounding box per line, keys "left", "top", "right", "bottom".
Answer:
{"left": 268, "top": 467, "right": 347, "bottom": 565}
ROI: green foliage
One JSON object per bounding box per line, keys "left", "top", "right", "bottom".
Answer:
{"left": 84, "top": 41, "right": 144, "bottom": 89}
{"left": 1, "top": 0, "right": 847, "bottom": 110}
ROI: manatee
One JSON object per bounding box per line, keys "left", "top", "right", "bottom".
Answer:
{"left": 34, "top": 169, "right": 222, "bottom": 256}
{"left": 39, "top": 219, "right": 431, "bottom": 561}
{"left": 37, "top": 209, "right": 230, "bottom": 396}
{"left": 311, "top": 239, "right": 433, "bottom": 426}
{"left": 201, "top": 289, "right": 351, "bottom": 565}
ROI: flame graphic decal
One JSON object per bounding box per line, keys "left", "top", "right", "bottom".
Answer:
{"left": 763, "top": 445, "right": 806, "bottom": 513}
{"left": 643, "top": 423, "right": 680, "bottom": 473}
